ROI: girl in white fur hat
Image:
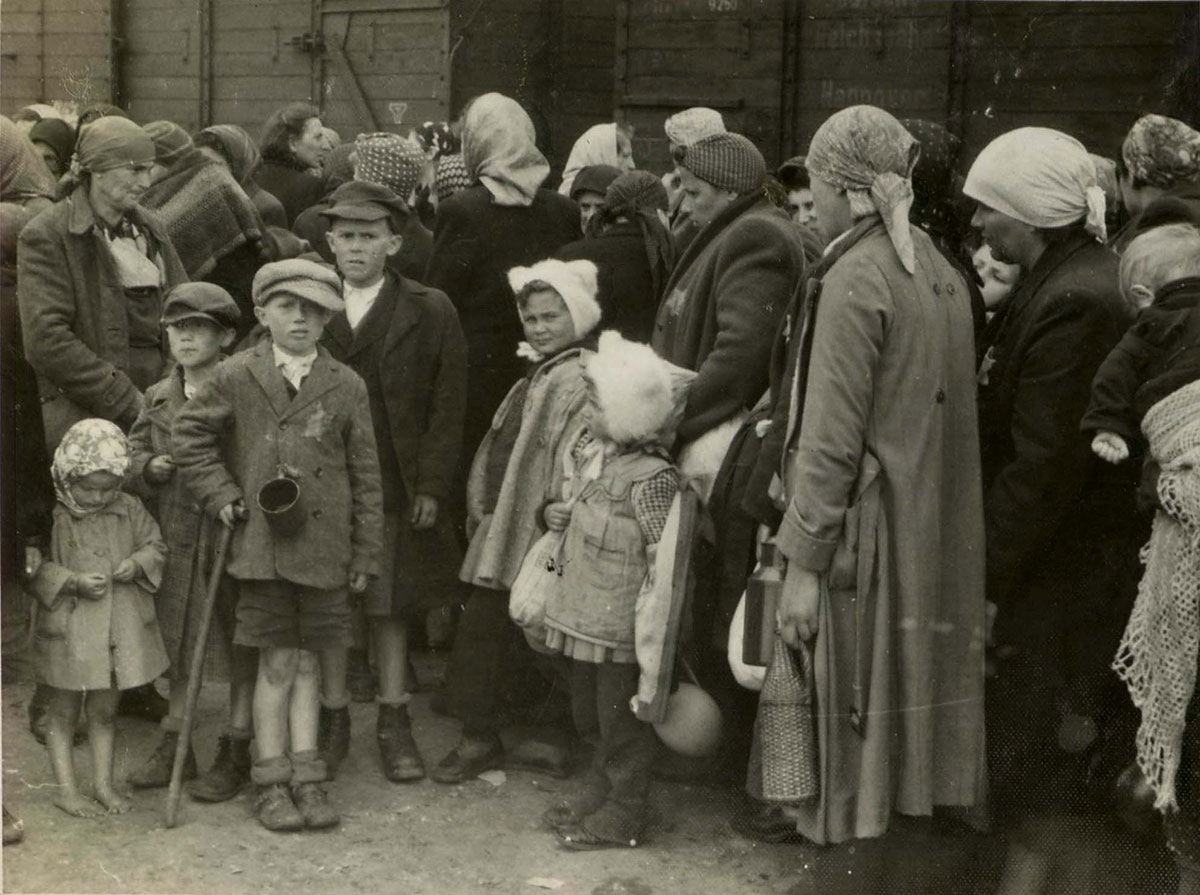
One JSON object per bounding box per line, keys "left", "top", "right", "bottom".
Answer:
{"left": 540, "top": 330, "right": 683, "bottom": 850}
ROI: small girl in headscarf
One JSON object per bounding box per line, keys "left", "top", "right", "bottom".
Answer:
{"left": 28, "top": 419, "right": 169, "bottom": 818}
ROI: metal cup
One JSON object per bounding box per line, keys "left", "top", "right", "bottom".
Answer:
{"left": 256, "top": 476, "right": 305, "bottom": 536}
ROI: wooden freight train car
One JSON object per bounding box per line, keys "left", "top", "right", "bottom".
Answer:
{"left": 2, "top": 0, "right": 1196, "bottom": 172}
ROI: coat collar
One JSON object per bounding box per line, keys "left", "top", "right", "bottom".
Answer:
{"left": 246, "top": 339, "right": 344, "bottom": 419}
{"left": 326, "top": 272, "right": 423, "bottom": 360}
{"left": 993, "top": 228, "right": 1101, "bottom": 334}
{"left": 663, "top": 193, "right": 767, "bottom": 296}
{"left": 67, "top": 188, "right": 168, "bottom": 245}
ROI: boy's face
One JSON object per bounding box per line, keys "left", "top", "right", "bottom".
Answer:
{"left": 166, "top": 317, "right": 234, "bottom": 370}
{"left": 69, "top": 470, "right": 123, "bottom": 513}
{"left": 254, "top": 294, "right": 332, "bottom": 356}
{"left": 326, "top": 217, "right": 402, "bottom": 288}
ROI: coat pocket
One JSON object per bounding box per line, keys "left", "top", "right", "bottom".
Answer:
{"left": 135, "top": 589, "right": 159, "bottom": 628}
{"left": 34, "top": 603, "right": 71, "bottom": 641}
{"left": 828, "top": 453, "right": 882, "bottom": 592}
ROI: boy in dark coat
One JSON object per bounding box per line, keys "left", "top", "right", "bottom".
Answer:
{"left": 173, "top": 259, "right": 384, "bottom": 832}
{"left": 318, "top": 181, "right": 468, "bottom": 782}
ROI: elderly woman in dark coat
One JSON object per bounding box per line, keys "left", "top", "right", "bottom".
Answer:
{"left": 17, "top": 117, "right": 188, "bottom": 449}
{"left": 255, "top": 102, "right": 329, "bottom": 227}
{"left": 423, "top": 92, "right": 580, "bottom": 513}
{"left": 556, "top": 169, "right": 674, "bottom": 342}
{"left": 965, "top": 126, "right": 1143, "bottom": 892}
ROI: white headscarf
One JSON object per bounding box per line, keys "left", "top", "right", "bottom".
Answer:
{"left": 461, "top": 93, "right": 549, "bottom": 208}
{"left": 558, "top": 123, "right": 631, "bottom": 197}
{"left": 964, "top": 127, "right": 1107, "bottom": 242}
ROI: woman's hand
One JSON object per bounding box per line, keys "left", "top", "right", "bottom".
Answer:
{"left": 74, "top": 573, "right": 109, "bottom": 599}
{"left": 111, "top": 559, "right": 139, "bottom": 582}
{"left": 410, "top": 495, "right": 439, "bottom": 530}
{"left": 1091, "top": 431, "right": 1129, "bottom": 464}
{"left": 544, "top": 502, "right": 573, "bottom": 532}
{"left": 348, "top": 572, "right": 369, "bottom": 594}
{"left": 144, "top": 455, "right": 176, "bottom": 484}
{"left": 777, "top": 566, "right": 821, "bottom": 648}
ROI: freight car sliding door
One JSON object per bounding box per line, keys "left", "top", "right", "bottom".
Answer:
{"left": 314, "top": 0, "right": 451, "bottom": 137}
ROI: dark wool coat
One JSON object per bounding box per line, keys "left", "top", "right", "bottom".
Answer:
{"left": 555, "top": 220, "right": 660, "bottom": 343}
{"left": 978, "top": 229, "right": 1139, "bottom": 606}
{"left": 255, "top": 159, "right": 328, "bottom": 228}
{"left": 321, "top": 270, "right": 468, "bottom": 507}
{"left": 293, "top": 200, "right": 434, "bottom": 284}
{"left": 651, "top": 195, "right": 807, "bottom": 444}
{"left": 17, "top": 191, "right": 188, "bottom": 439}
{"left": 424, "top": 184, "right": 580, "bottom": 459}
{"left": 172, "top": 341, "right": 384, "bottom": 589}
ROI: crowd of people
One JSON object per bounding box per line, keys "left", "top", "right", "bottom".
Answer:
{"left": 1, "top": 90, "right": 1199, "bottom": 893}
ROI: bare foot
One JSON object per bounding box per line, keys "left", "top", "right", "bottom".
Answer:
{"left": 54, "top": 790, "right": 106, "bottom": 818}
{"left": 94, "top": 785, "right": 132, "bottom": 814}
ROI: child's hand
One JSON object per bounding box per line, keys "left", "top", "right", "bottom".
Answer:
{"left": 411, "top": 495, "right": 439, "bottom": 530}
{"left": 24, "top": 546, "right": 43, "bottom": 579}
{"left": 218, "top": 499, "right": 247, "bottom": 530}
{"left": 74, "top": 573, "right": 108, "bottom": 599}
{"left": 544, "top": 502, "right": 573, "bottom": 532}
{"left": 348, "top": 572, "right": 369, "bottom": 594}
{"left": 111, "top": 559, "right": 139, "bottom": 582}
{"left": 1091, "top": 431, "right": 1129, "bottom": 464}
{"left": 144, "top": 455, "right": 176, "bottom": 484}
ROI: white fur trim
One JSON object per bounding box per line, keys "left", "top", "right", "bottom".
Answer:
{"left": 585, "top": 330, "right": 678, "bottom": 444}
{"left": 507, "top": 258, "right": 601, "bottom": 339}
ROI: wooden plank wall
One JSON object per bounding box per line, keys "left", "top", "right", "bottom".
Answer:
{"left": 448, "top": 0, "right": 615, "bottom": 169}
{"left": 618, "top": 0, "right": 787, "bottom": 173}
{"left": 1, "top": 0, "right": 114, "bottom": 114}
{"left": 957, "top": 1, "right": 1197, "bottom": 161}
{"left": 119, "top": 0, "right": 202, "bottom": 129}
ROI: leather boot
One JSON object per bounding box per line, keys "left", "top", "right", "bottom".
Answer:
{"left": 318, "top": 706, "right": 351, "bottom": 779}
{"left": 256, "top": 783, "right": 303, "bottom": 832}
{"left": 129, "top": 730, "right": 197, "bottom": 789}
{"left": 377, "top": 704, "right": 425, "bottom": 782}
{"left": 187, "top": 734, "right": 252, "bottom": 802}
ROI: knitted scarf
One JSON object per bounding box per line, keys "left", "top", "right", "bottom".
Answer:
{"left": 1114, "top": 379, "right": 1200, "bottom": 811}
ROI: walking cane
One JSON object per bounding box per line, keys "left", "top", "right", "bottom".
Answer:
{"left": 165, "top": 523, "right": 234, "bottom": 828}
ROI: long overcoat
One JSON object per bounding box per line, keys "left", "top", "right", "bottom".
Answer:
{"left": 172, "top": 340, "right": 384, "bottom": 590}
{"left": 30, "top": 493, "right": 169, "bottom": 691}
{"left": 775, "top": 223, "right": 987, "bottom": 845}
{"left": 16, "top": 190, "right": 187, "bottom": 441}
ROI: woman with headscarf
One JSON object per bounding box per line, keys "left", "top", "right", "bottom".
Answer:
{"left": 748, "top": 106, "right": 986, "bottom": 855}
{"left": 557, "top": 122, "right": 635, "bottom": 198}
{"left": 965, "top": 127, "right": 1143, "bottom": 884}
{"left": 423, "top": 92, "right": 581, "bottom": 512}
{"left": 28, "top": 117, "right": 75, "bottom": 182}
{"left": 556, "top": 169, "right": 674, "bottom": 342}
{"left": 139, "top": 131, "right": 271, "bottom": 338}
{"left": 17, "top": 116, "right": 188, "bottom": 449}
{"left": 255, "top": 102, "right": 330, "bottom": 227}
{"left": 194, "top": 125, "right": 289, "bottom": 230}
{"left": 1114, "top": 114, "right": 1200, "bottom": 249}
{"left": 1, "top": 116, "right": 58, "bottom": 211}
{"left": 663, "top": 107, "right": 726, "bottom": 253}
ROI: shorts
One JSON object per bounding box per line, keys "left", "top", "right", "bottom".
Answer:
{"left": 234, "top": 579, "right": 351, "bottom": 651}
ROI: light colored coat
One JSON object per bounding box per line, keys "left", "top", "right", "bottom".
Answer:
{"left": 172, "top": 340, "right": 383, "bottom": 589}
{"left": 774, "top": 223, "right": 987, "bottom": 844}
{"left": 30, "top": 493, "right": 169, "bottom": 691}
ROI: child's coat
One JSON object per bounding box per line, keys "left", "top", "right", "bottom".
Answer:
{"left": 30, "top": 492, "right": 169, "bottom": 690}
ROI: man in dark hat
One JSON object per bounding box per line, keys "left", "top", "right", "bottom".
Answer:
{"left": 317, "top": 181, "right": 468, "bottom": 785}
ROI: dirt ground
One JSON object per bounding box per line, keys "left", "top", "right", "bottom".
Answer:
{"left": 0, "top": 651, "right": 1182, "bottom": 895}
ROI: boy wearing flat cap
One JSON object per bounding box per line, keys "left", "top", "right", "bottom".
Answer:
{"left": 173, "top": 259, "right": 384, "bottom": 832}
{"left": 319, "top": 180, "right": 467, "bottom": 783}
{"left": 126, "top": 283, "right": 263, "bottom": 801}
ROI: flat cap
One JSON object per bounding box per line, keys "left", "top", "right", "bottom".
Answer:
{"left": 252, "top": 258, "right": 344, "bottom": 311}
{"left": 162, "top": 282, "right": 241, "bottom": 327}
{"left": 320, "top": 180, "right": 409, "bottom": 230}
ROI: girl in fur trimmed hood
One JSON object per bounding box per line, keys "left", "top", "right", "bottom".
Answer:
{"left": 540, "top": 331, "right": 686, "bottom": 850}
